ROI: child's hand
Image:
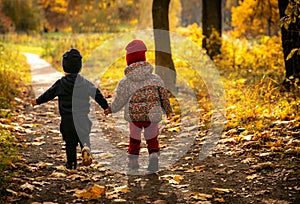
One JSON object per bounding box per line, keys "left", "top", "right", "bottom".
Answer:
{"left": 31, "top": 99, "right": 37, "bottom": 107}
{"left": 166, "top": 113, "right": 172, "bottom": 120}
{"left": 104, "top": 107, "right": 112, "bottom": 115}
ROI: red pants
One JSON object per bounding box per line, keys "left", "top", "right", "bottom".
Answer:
{"left": 128, "top": 122, "right": 159, "bottom": 155}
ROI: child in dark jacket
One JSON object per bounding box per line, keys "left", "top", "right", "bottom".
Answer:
{"left": 105, "top": 40, "right": 172, "bottom": 172}
{"left": 32, "top": 48, "right": 109, "bottom": 169}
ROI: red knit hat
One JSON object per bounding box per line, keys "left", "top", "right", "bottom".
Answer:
{"left": 125, "top": 40, "right": 147, "bottom": 66}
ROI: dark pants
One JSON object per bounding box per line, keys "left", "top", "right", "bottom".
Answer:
{"left": 128, "top": 122, "right": 159, "bottom": 155}
{"left": 60, "top": 114, "right": 92, "bottom": 164}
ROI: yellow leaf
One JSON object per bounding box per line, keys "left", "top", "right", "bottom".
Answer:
{"left": 214, "top": 197, "right": 225, "bottom": 202}
{"left": 113, "top": 199, "right": 127, "bottom": 202}
{"left": 286, "top": 48, "right": 298, "bottom": 61}
{"left": 212, "top": 187, "right": 233, "bottom": 194}
{"left": 106, "top": 191, "right": 119, "bottom": 199}
{"left": 172, "top": 175, "right": 183, "bottom": 183}
{"left": 190, "top": 192, "right": 212, "bottom": 201}
{"left": 50, "top": 172, "right": 66, "bottom": 178}
{"left": 114, "top": 185, "right": 130, "bottom": 193}
{"left": 75, "top": 184, "right": 105, "bottom": 199}
{"left": 184, "top": 156, "right": 193, "bottom": 160}
{"left": 161, "top": 174, "right": 184, "bottom": 184}
{"left": 246, "top": 174, "right": 258, "bottom": 180}
{"left": 167, "top": 126, "right": 181, "bottom": 132}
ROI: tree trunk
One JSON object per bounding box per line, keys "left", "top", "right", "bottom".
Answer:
{"left": 202, "top": 0, "right": 222, "bottom": 59}
{"left": 152, "top": 0, "right": 177, "bottom": 93}
{"left": 278, "top": 0, "right": 300, "bottom": 86}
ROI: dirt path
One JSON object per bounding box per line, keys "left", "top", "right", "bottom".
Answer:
{"left": 3, "top": 54, "right": 300, "bottom": 203}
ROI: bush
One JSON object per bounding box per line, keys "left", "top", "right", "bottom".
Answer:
{"left": 0, "top": 43, "right": 30, "bottom": 108}
{"left": 0, "top": 12, "right": 14, "bottom": 34}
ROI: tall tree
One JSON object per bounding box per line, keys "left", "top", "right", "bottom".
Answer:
{"left": 279, "top": 0, "right": 300, "bottom": 85}
{"left": 152, "top": 0, "right": 176, "bottom": 93}
{"left": 202, "top": 0, "right": 222, "bottom": 59}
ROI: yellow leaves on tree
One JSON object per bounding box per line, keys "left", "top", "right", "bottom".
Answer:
{"left": 231, "top": 0, "right": 280, "bottom": 38}
{"left": 39, "top": 0, "right": 68, "bottom": 13}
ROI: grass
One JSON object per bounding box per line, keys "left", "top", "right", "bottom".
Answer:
{"left": 0, "top": 130, "right": 18, "bottom": 198}
{"left": 0, "top": 41, "right": 31, "bottom": 200}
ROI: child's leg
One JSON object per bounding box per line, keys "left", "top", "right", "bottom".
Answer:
{"left": 127, "top": 122, "right": 143, "bottom": 169}
{"left": 60, "top": 116, "right": 79, "bottom": 169}
{"left": 144, "top": 122, "right": 160, "bottom": 154}
{"left": 73, "top": 116, "right": 93, "bottom": 166}
{"left": 144, "top": 122, "right": 159, "bottom": 172}
{"left": 73, "top": 116, "right": 92, "bottom": 148}
{"left": 128, "top": 122, "right": 143, "bottom": 155}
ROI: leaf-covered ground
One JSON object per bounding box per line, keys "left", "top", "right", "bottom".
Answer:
{"left": 2, "top": 54, "right": 300, "bottom": 204}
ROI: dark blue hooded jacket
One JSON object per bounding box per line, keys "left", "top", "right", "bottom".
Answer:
{"left": 36, "top": 74, "right": 108, "bottom": 116}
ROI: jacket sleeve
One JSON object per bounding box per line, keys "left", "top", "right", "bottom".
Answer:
{"left": 158, "top": 86, "right": 173, "bottom": 114}
{"left": 36, "top": 80, "right": 60, "bottom": 104}
{"left": 87, "top": 80, "right": 109, "bottom": 110}
{"left": 111, "top": 80, "right": 130, "bottom": 113}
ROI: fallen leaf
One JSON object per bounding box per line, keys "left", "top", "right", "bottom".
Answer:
{"left": 167, "top": 126, "right": 181, "bottom": 132}
{"left": 106, "top": 191, "right": 119, "bottom": 199}
{"left": 33, "top": 136, "right": 45, "bottom": 142}
{"left": 31, "top": 141, "right": 45, "bottom": 146}
{"left": 74, "top": 184, "right": 105, "bottom": 199}
{"left": 218, "top": 137, "right": 236, "bottom": 144}
{"left": 251, "top": 162, "right": 273, "bottom": 171}
{"left": 172, "top": 175, "right": 184, "bottom": 184}
{"left": 67, "top": 174, "right": 85, "bottom": 181}
{"left": 246, "top": 174, "right": 258, "bottom": 180}
{"left": 49, "top": 129, "right": 60, "bottom": 134}
{"left": 113, "top": 199, "right": 127, "bottom": 202}
{"left": 32, "top": 181, "right": 50, "bottom": 186}
{"left": 152, "top": 200, "right": 167, "bottom": 204}
{"left": 137, "top": 195, "right": 149, "bottom": 201}
{"left": 20, "top": 183, "right": 35, "bottom": 191}
{"left": 214, "top": 197, "right": 225, "bottom": 202}
{"left": 212, "top": 187, "right": 233, "bottom": 194}
{"left": 55, "top": 165, "right": 66, "bottom": 171}
{"left": 99, "top": 153, "right": 115, "bottom": 159}
{"left": 161, "top": 174, "right": 184, "bottom": 184}
{"left": 117, "top": 142, "right": 128, "bottom": 147}
{"left": 50, "top": 172, "right": 66, "bottom": 178}
{"left": 114, "top": 185, "right": 130, "bottom": 193}
{"left": 241, "top": 157, "right": 257, "bottom": 164}
{"left": 185, "top": 165, "right": 205, "bottom": 172}
{"left": 190, "top": 192, "right": 212, "bottom": 201}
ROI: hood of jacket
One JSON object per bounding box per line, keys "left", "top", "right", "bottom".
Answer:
{"left": 60, "top": 74, "right": 86, "bottom": 93}
{"left": 124, "top": 61, "right": 153, "bottom": 82}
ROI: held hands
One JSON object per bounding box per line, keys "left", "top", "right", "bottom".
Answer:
{"left": 31, "top": 99, "right": 37, "bottom": 107}
{"left": 104, "top": 106, "right": 112, "bottom": 115}
{"left": 166, "top": 113, "right": 172, "bottom": 120}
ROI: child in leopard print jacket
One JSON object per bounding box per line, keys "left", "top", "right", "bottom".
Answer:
{"left": 105, "top": 40, "right": 172, "bottom": 172}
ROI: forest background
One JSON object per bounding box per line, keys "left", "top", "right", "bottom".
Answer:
{"left": 0, "top": 0, "right": 299, "bottom": 201}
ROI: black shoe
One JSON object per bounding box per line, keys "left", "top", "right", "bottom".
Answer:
{"left": 147, "top": 153, "right": 158, "bottom": 172}
{"left": 66, "top": 161, "right": 77, "bottom": 170}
